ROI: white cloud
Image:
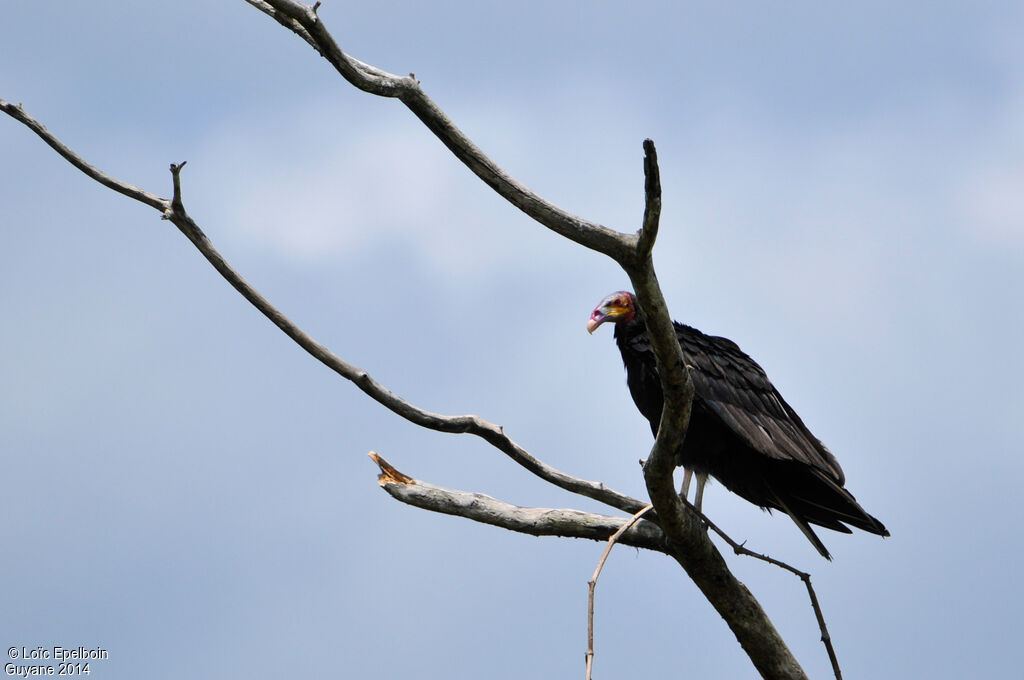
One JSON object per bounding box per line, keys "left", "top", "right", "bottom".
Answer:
{"left": 954, "top": 85, "right": 1024, "bottom": 252}
{"left": 959, "top": 164, "right": 1024, "bottom": 250}
{"left": 191, "top": 101, "right": 465, "bottom": 260}
{"left": 186, "top": 96, "right": 576, "bottom": 278}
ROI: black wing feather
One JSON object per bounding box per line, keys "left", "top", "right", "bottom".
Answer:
{"left": 614, "top": 316, "right": 888, "bottom": 558}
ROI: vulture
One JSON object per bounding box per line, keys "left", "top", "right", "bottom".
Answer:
{"left": 587, "top": 291, "right": 888, "bottom": 559}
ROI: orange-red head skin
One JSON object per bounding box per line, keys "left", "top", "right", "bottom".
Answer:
{"left": 587, "top": 291, "right": 636, "bottom": 334}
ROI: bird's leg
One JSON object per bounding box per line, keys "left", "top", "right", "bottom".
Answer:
{"left": 680, "top": 468, "right": 693, "bottom": 501}
{"left": 695, "top": 473, "right": 708, "bottom": 513}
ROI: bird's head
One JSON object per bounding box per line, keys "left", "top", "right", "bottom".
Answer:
{"left": 587, "top": 291, "right": 637, "bottom": 333}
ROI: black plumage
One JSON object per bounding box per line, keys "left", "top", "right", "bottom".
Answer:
{"left": 589, "top": 291, "right": 888, "bottom": 559}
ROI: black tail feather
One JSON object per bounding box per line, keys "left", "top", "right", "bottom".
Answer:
{"left": 763, "top": 466, "right": 888, "bottom": 557}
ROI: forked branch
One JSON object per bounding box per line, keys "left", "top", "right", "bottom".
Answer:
{"left": 4, "top": 5, "right": 826, "bottom": 676}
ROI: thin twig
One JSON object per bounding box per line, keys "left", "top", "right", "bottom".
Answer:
{"left": 586, "top": 504, "right": 653, "bottom": 680}
{"left": 0, "top": 99, "right": 166, "bottom": 210}
{"left": 681, "top": 498, "right": 843, "bottom": 679}
{"left": 803, "top": 577, "right": 842, "bottom": 680}
{"left": 168, "top": 161, "right": 187, "bottom": 214}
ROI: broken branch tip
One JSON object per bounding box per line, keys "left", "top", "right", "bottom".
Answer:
{"left": 369, "top": 451, "right": 415, "bottom": 486}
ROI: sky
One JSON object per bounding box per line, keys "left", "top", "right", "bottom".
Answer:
{"left": 2, "top": 2, "right": 1022, "bottom": 678}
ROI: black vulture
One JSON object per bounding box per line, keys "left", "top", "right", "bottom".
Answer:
{"left": 587, "top": 291, "right": 888, "bottom": 559}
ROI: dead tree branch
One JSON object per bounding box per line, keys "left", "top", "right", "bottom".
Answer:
{"left": 250, "top": 0, "right": 635, "bottom": 262}
{"left": 4, "top": 5, "right": 827, "bottom": 676}
{"left": 235, "top": 6, "right": 812, "bottom": 676}
{"left": 586, "top": 503, "right": 653, "bottom": 680}
{"left": 637, "top": 138, "right": 661, "bottom": 260}
{"left": 631, "top": 144, "right": 808, "bottom": 679}
{"left": 0, "top": 101, "right": 166, "bottom": 210}
{"left": 688, "top": 501, "right": 843, "bottom": 679}
{"left": 369, "top": 453, "right": 666, "bottom": 551}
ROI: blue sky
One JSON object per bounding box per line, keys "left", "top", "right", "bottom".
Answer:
{"left": 2, "top": 2, "right": 1022, "bottom": 678}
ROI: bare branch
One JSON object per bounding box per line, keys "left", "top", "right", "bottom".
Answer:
{"left": 251, "top": 0, "right": 636, "bottom": 262}
{"left": 681, "top": 499, "right": 842, "bottom": 679}
{"left": 168, "top": 161, "right": 187, "bottom": 214}
{"left": 0, "top": 100, "right": 647, "bottom": 517}
{"left": 805, "top": 577, "right": 842, "bottom": 680}
{"left": 262, "top": 0, "right": 409, "bottom": 97}
{"left": 7, "top": 10, "right": 833, "bottom": 677}
{"left": 586, "top": 504, "right": 653, "bottom": 680}
{"left": 241, "top": 0, "right": 320, "bottom": 52}
{"left": 624, "top": 231, "right": 809, "bottom": 680}
{"left": 636, "top": 138, "right": 662, "bottom": 260}
{"left": 0, "top": 99, "right": 167, "bottom": 211}
{"left": 369, "top": 453, "right": 666, "bottom": 551}
{"left": 227, "top": 10, "right": 703, "bottom": 553}
{"left": 622, "top": 141, "right": 810, "bottom": 680}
